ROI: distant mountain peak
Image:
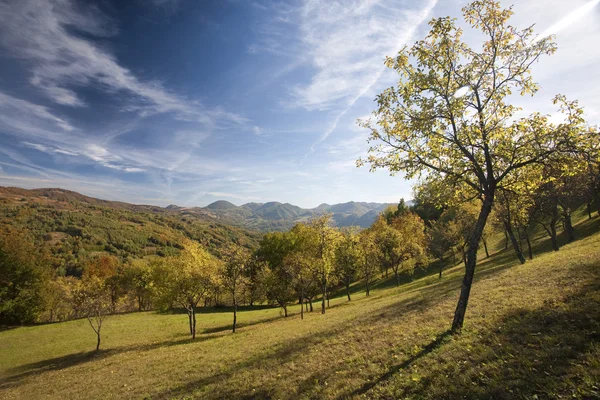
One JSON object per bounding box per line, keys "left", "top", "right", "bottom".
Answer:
{"left": 205, "top": 200, "right": 239, "bottom": 210}
{"left": 165, "top": 204, "right": 181, "bottom": 210}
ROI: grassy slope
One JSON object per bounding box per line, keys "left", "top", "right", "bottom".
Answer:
{"left": 1, "top": 217, "right": 599, "bottom": 399}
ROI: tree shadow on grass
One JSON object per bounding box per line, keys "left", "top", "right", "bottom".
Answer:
{"left": 338, "top": 329, "right": 454, "bottom": 399}
{"left": 0, "top": 333, "right": 220, "bottom": 390}
{"left": 352, "top": 268, "right": 600, "bottom": 400}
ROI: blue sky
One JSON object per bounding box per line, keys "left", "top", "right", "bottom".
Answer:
{"left": 0, "top": 0, "right": 599, "bottom": 208}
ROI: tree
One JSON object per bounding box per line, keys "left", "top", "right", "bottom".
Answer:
{"left": 302, "top": 215, "right": 340, "bottom": 314}
{"left": 428, "top": 219, "right": 453, "bottom": 278}
{"left": 358, "top": 0, "right": 590, "bottom": 331}
{"left": 257, "top": 231, "right": 297, "bottom": 317}
{"left": 245, "top": 254, "right": 267, "bottom": 307}
{"left": 154, "top": 239, "right": 220, "bottom": 339}
{"left": 0, "top": 230, "right": 48, "bottom": 324}
{"left": 72, "top": 276, "right": 110, "bottom": 351}
{"left": 83, "top": 255, "right": 124, "bottom": 314}
{"left": 221, "top": 244, "right": 250, "bottom": 333}
{"left": 334, "top": 228, "right": 361, "bottom": 301}
{"left": 372, "top": 214, "right": 426, "bottom": 286}
{"left": 358, "top": 230, "right": 379, "bottom": 297}
{"left": 123, "top": 258, "right": 155, "bottom": 312}
{"left": 285, "top": 251, "right": 314, "bottom": 319}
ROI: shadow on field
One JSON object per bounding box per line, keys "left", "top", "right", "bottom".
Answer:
{"left": 336, "top": 263, "right": 600, "bottom": 399}
{"left": 0, "top": 334, "right": 217, "bottom": 390}
{"left": 340, "top": 329, "right": 454, "bottom": 399}
{"left": 148, "top": 256, "right": 519, "bottom": 399}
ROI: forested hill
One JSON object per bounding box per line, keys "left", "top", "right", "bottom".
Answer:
{"left": 0, "top": 187, "right": 261, "bottom": 276}
{"left": 0, "top": 186, "right": 397, "bottom": 275}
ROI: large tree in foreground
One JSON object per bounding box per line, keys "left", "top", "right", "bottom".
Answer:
{"left": 358, "top": 0, "right": 592, "bottom": 332}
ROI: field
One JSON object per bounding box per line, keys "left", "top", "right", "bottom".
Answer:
{"left": 1, "top": 216, "right": 599, "bottom": 399}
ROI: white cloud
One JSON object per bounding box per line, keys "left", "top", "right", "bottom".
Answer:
{"left": 0, "top": 91, "right": 75, "bottom": 135}
{"left": 0, "top": 0, "right": 246, "bottom": 127}
{"left": 293, "top": 0, "right": 438, "bottom": 111}
{"left": 535, "top": 0, "right": 600, "bottom": 41}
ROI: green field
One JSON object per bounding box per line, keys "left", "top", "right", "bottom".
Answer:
{"left": 1, "top": 216, "right": 599, "bottom": 399}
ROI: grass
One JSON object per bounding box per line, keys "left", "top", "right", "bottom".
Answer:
{"left": 1, "top": 216, "right": 599, "bottom": 399}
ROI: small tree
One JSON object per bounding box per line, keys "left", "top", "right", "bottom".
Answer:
{"left": 334, "top": 228, "right": 361, "bottom": 301}
{"left": 257, "top": 231, "right": 297, "bottom": 317}
{"left": 124, "top": 258, "right": 155, "bottom": 312}
{"left": 358, "top": 230, "right": 379, "bottom": 297}
{"left": 428, "top": 220, "right": 453, "bottom": 279}
{"left": 154, "top": 239, "right": 220, "bottom": 339}
{"left": 72, "top": 276, "right": 111, "bottom": 351}
{"left": 301, "top": 215, "right": 340, "bottom": 314}
{"left": 221, "top": 244, "right": 250, "bottom": 333}
{"left": 285, "top": 251, "right": 314, "bottom": 319}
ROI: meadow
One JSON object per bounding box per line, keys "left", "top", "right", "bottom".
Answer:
{"left": 1, "top": 212, "right": 599, "bottom": 399}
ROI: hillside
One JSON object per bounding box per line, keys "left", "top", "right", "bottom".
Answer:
{"left": 1, "top": 213, "right": 598, "bottom": 399}
{"left": 0, "top": 187, "right": 260, "bottom": 275}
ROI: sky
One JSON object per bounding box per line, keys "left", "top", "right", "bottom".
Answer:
{"left": 0, "top": 0, "right": 599, "bottom": 208}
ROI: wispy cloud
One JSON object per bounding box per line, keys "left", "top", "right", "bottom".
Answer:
{"left": 535, "top": 0, "right": 600, "bottom": 41}
{"left": 293, "top": 0, "right": 438, "bottom": 111}
{"left": 0, "top": 0, "right": 246, "bottom": 127}
{"left": 292, "top": 0, "right": 437, "bottom": 158}
{"left": 0, "top": 91, "right": 75, "bottom": 136}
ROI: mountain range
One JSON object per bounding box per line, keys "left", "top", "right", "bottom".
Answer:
{"left": 167, "top": 199, "right": 397, "bottom": 231}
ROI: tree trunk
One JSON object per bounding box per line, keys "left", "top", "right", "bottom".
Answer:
{"left": 523, "top": 228, "right": 533, "bottom": 260}
{"left": 346, "top": 282, "right": 351, "bottom": 301}
{"left": 305, "top": 300, "right": 309, "bottom": 312}
{"left": 439, "top": 263, "right": 443, "bottom": 279}
{"left": 232, "top": 291, "right": 237, "bottom": 333}
{"left": 192, "top": 307, "right": 197, "bottom": 339}
{"left": 283, "top": 305, "right": 288, "bottom": 317}
{"left": 482, "top": 237, "right": 490, "bottom": 258}
{"left": 461, "top": 248, "right": 467, "bottom": 268}
{"left": 300, "top": 287, "right": 304, "bottom": 320}
{"left": 365, "top": 277, "right": 370, "bottom": 297}
{"left": 96, "top": 330, "right": 101, "bottom": 351}
{"left": 188, "top": 309, "right": 193, "bottom": 336}
{"left": 504, "top": 220, "right": 525, "bottom": 264}
{"left": 563, "top": 208, "right": 575, "bottom": 243}
{"left": 503, "top": 229, "right": 509, "bottom": 250}
{"left": 309, "top": 300, "right": 313, "bottom": 312}
{"left": 550, "top": 222, "right": 559, "bottom": 251}
{"left": 321, "top": 281, "right": 326, "bottom": 315}
{"left": 452, "top": 192, "right": 494, "bottom": 333}
{"left": 587, "top": 202, "right": 593, "bottom": 220}
{"left": 394, "top": 265, "right": 400, "bottom": 286}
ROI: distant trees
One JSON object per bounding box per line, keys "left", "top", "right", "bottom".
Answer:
{"left": 358, "top": 0, "right": 593, "bottom": 332}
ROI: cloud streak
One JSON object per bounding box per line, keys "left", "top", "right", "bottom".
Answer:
{"left": 296, "top": 0, "right": 438, "bottom": 158}
{"left": 0, "top": 0, "right": 246, "bottom": 127}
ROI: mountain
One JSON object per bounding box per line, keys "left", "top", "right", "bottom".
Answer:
{"left": 0, "top": 187, "right": 260, "bottom": 276}
{"left": 199, "top": 198, "right": 397, "bottom": 231}
{"left": 205, "top": 200, "right": 239, "bottom": 210}
{"left": 0, "top": 186, "right": 400, "bottom": 238}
